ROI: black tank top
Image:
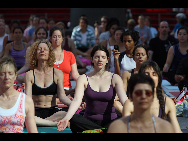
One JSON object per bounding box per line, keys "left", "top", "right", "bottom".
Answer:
{"left": 32, "top": 68, "right": 57, "bottom": 95}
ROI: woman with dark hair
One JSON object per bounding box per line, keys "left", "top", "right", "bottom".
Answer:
{"left": 163, "top": 26, "right": 188, "bottom": 85}
{"left": 3, "top": 26, "right": 30, "bottom": 71}
{"left": 108, "top": 73, "right": 174, "bottom": 133}
{"left": 99, "top": 22, "right": 119, "bottom": 49}
{"left": 57, "top": 45, "right": 128, "bottom": 133}
{"left": 122, "top": 60, "right": 182, "bottom": 133}
{"left": 114, "top": 44, "right": 148, "bottom": 116}
{"left": 113, "top": 30, "right": 140, "bottom": 76}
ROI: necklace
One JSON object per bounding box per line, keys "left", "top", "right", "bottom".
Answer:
{"left": 56, "top": 50, "right": 63, "bottom": 68}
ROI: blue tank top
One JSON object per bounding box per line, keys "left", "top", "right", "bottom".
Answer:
{"left": 171, "top": 44, "right": 188, "bottom": 73}
{"left": 83, "top": 74, "right": 117, "bottom": 122}
{"left": 9, "top": 42, "right": 26, "bottom": 68}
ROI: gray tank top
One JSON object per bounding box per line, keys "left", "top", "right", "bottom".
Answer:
{"left": 127, "top": 115, "right": 157, "bottom": 133}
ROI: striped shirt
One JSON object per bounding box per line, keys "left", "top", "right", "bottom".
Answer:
{"left": 71, "top": 27, "right": 95, "bottom": 49}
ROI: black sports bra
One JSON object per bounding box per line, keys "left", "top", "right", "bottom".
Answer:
{"left": 32, "top": 68, "right": 57, "bottom": 95}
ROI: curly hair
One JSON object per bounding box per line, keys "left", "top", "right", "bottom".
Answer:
{"left": 28, "top": 39, "right": 55, "bottom": 69}
{"left": 138, "top": 60, "right": 167, "bottom": 120}
{"left": 120, "top": 30, "right": 140, "bottom": 46}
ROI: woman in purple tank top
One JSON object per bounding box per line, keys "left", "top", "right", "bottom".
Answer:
{"left": 57, "top": 45, "right": 128, "bottom": 133}
{"left": 3, "top": 27, "right": 29, "bottom": 70}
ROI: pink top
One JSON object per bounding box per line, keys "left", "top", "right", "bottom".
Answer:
{"left": 0, "top": 93, "right": 26, "bottom": 133}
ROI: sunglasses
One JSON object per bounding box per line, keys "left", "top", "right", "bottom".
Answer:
{"left": 134, "top": 90, "right": 153, "bottom": 97}
{"left": 101, "top": 21, "right": 107, "bottom": 23}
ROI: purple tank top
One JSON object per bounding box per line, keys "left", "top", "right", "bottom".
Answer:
{"left": 83, "top": 74, "right": 117, "bottom": 122}
{"left": 9, "top": 42, "right": 26, "bottom": 68}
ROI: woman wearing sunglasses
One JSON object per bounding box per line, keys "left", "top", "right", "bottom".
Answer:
{"left": 122, "top": 61, "right": 182, "bottom": 133}
{"left": 107, "top": 73, "right": 174, "bottom": 133}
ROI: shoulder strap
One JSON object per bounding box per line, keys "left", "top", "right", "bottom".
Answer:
{"left": 53, "top": 68, "right": 54, "bottom": 81}
{"left": 85, "top": 74, "right": 89, "bottom": 82}
{"left": 151, "top": 115, "right": 157, "bottom": 133}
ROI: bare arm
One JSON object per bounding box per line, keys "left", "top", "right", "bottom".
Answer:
{"left": 113, "top": 49, "right": 121, "bottom": 76}
{"left": 113, "top": 74, "right": 128, "bottom": 106}
{"left": 57, "top": 75, "right": 86, "bottom": 131}
{"left": 55, "top": 69, "right": 72, "bottom": 106}
{"left": 122, "top": 99, "right": 133, "bottom": 117}
{"left": 166, "top": 97, "right": 182, "bottom": 133}
{"left": 121, "top": 71, "right": 131, "bottom": 93}
{"left": 163, "top": 46, "right": 174, "bottom": 72}
{"left": 3, "top": 43, "right": 11, "bottom": 57}
{"left": 24, "top": 70, "right": 33, "bottom": 97}
{"left": 71, "top": 62, "right": 80, "bottom": 81}
{"left": 25, "top": 95, "right": 38, "bottom": 133}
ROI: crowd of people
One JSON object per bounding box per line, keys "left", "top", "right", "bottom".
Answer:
{"left": 0, "top": 11, "right": 187, "bottom": 133}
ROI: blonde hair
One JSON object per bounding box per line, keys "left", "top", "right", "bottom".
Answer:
{"left": 28, "top": 39, "right": 55, "bottom": 69}
{"left": 0, "top": 56, "right": 17, "bottom": 74}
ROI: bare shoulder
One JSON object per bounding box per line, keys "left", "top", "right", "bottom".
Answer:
{"left": 122, "top": 71, "right": 131, "bottom": 80}
{"left": 154, "top": 116, "right": 175, "bottom": 133}
{"left": 25, "top": 70, "right": 34, "bottom": 80}
{"left": 54, "top": 68, "right": 64, "bottom": 77}
{"left": 107, "top": 116, "right": 128, "bottom": 133}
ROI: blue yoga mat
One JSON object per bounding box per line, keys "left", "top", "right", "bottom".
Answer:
{"left": 23, "top": 127, "right": 72, "bottom": 133}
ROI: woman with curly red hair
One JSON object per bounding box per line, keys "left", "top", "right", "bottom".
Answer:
{"left": 25, "top": 39, "right": 72, "bottom": 126}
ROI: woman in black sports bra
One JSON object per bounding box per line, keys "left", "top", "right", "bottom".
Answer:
{"left": 25, "top": 39, "right": 73, "bottom": 126}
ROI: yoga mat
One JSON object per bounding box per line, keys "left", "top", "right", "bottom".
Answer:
{"left": 23, "top": 127, "right": 72, "bottom": 133}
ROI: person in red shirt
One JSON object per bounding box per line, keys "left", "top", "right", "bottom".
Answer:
{"left": 50, "top": 26, "right": 80, "bottom": 96}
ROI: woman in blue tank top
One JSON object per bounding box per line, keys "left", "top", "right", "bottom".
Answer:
{"left": 163, "top": 26, "right": 188, "bottom": 85}
{"left": 57, "top": 45, "right": 128, "bottom": 133}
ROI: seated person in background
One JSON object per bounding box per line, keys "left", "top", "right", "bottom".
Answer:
{"left": 148, "top": 21, "right": 178, "bottom": 72}
{"left": 114, "top": 30, "right": 140, "bottom": 76}
{"left": 94, "top": 16, "right": 108, "bottom": 45}
{"left": 56, "top": 22, "right": 89, "bottom": 74}
{"left": 71, "top": 17, "right": 96, "bottom": 53}
{"left": 99, "top": 17, "right": 120, "bottom": 43}
{"left": 3, "top": 26, "right": 30, "bottom": 71}
{"left": 163, "top": 26, "right": 188, "bottom": 85}
{"left": 16, "top": 27, "right": 48, "bottom": 84}
{"left": 175, "top": 56, "right": 188, "bottom": 91}
{"left": 107, "top": 74, "right": 175, "bottom": 133}
{"left": 134, "top": 15, "right": 152, "bottom": 47}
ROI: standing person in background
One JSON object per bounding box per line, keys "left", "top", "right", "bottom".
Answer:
{"left": 0, "top": 56, "right": 38, "bottom": 133}
{"left": 134, "top": 15, "right": 152, "bottom": 47}
{"left": 0, "top": 14, "right": 10, "bottom": 34}
{"left": 144, "top": 16, "right": 158, "bottom": 38}
{"left": 24, "top": 14, "right": 35, "bottom": 37}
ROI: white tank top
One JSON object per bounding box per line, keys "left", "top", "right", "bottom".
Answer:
{"left": 120, "top": 54, "right": 136, "bottom": 75}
